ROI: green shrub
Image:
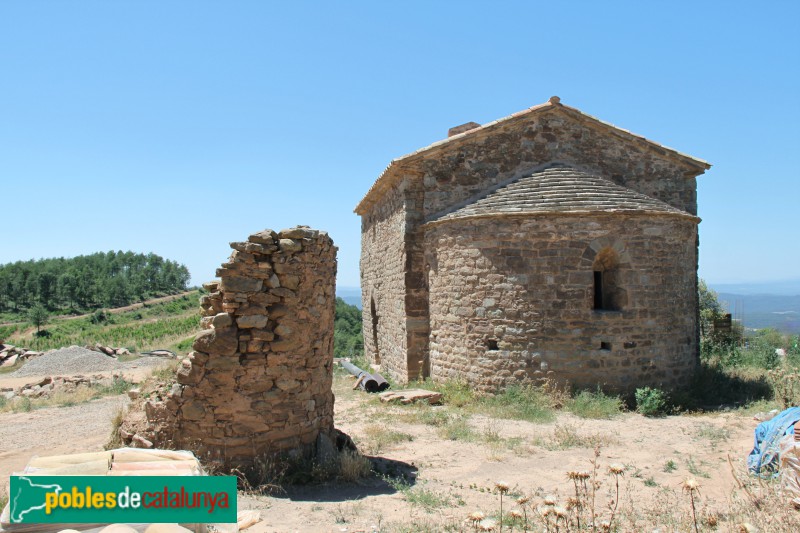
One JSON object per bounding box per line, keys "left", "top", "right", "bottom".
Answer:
{"left": 15, "top": 396, "right": 33, "bottom": 413}
{"left": 101, "top": 377, "right": 134, "bottom": 395}
{"left": 174, "top": 336, "right": 195, "bottom": 353}
{"left": 767, "top": 368, "right": 800, "bottom": 409}
{"left": 635, "top": 387, "right": 668, "bottom": 416}
{"left": 439, "top": 416, "right": 476, "bottom": 441}
{"left": 482, "top": 384, "right": 555, "bottom": 422}
{"left": 568, "top": 389, "right": 624, "bottom": 419}
{"left": 90, "top": 309, "right": 110, "bottom": 324}
{"left": 436, "top": 379, "right": 476, "bottom": 408}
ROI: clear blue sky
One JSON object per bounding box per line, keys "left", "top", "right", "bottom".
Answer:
{"left": 1, "top": 1, "right": 798, "bottom": 288}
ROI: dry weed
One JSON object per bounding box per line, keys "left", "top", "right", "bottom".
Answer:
{"left": 338, "top": 449, "right": 373, "bottom": 482}
{"left": 535, "top": 423, "right": 618, "bottom": 450}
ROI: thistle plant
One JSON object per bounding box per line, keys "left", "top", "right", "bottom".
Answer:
{"left": 607, "top": 464, "right": 625, "bottom": 529}
{"left": 516, "top": 495, "right": 531, "bottom": 531}
{"left": 682, "top": 477, "right": 701, "bottom": 533}
{"left": 567, "top": 470, "right": 590, "bottom": 529}
{"left": 469, "top": 511, "right": 486, "bottom": 532}
{"left": 495, "top": 481, "right": 510, "bottom": 533}
{"left": 509, "top": 509, "right": 524, "bottom": 532}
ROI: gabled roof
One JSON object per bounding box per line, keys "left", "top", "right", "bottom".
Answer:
{"left": 354, "top": 97, "right": 711, "bottom": 215}
{"left": 423, "top": 164, "right": 698, "bottom": 227}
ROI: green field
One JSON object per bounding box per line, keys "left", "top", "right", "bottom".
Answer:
{"left": 2, "top": 293, "right": 364, "bottom": 362}
{"left": 3, "top": 292, "right": 202, "bottom": 355}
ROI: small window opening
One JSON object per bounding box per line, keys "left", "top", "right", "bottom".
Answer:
{"left": 370, "top": 297, "right": 381, "bottom": 364}
{"left": 592, "top": 247, "right": 626, "bottom": 311}
{"left": 593, "top": 271, "right": 604, "bottom": 309}
{"left": 600, "top": 342, "right": 612, "bottom": 351}
{"left": 486, "top": 339, "right": 499, "bottom": 350}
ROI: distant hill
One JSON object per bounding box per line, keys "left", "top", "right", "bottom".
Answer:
{"left": 337, "top": 286, "right": 362, "bottom": 309}
{"left": 710, "top": 279, "right": 800, "bottom": 296}
{"left": 716, "top": 293, "right": 800, "bottom": 334}
{"left": 709, "top": 279, "right": 800, "bottom": 334}
{"left": 336, "top": 282, "right": 800, "bottom": 333}
{"left": 0, "top": 251, "right": 191, "bottom": 314}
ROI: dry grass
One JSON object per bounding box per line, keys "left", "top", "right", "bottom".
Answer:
{"left": 360, "top": 423, "right": 413, "bottom": 455}
{"left": 338, "top": 450, "right": 373, "bottom": 482}
{"left": 105, "top": 406, "right": 126, "bottom": 450}
{"left": 0, "top": 487, "right": 7, "bottom": 515}
{"left": 0, "top": 360, "right": 23, "bottom": 374}
{"left": 0, "top": 381, "right": 127, "bottom": 413}
{"left": 533, "top": 423, "right": 618, "bottom": 451}
{"left": 452, "top": 449, "right": 800, "bottom": 533}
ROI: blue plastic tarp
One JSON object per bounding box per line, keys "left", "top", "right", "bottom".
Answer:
{"left": 747, "top": 406, "right": 800, "bottom": 477}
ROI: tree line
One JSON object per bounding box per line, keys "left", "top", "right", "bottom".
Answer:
{"left": 334, "top": 297, "right": 364, "bottom": 358}
{"left": 0, "top": 251, "right": 191, "bottom": 313}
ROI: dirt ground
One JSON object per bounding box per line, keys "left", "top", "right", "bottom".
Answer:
{"left": 0, "top": 371, "right": 775, "bottom": 532}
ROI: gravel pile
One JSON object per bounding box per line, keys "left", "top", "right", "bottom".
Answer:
{"left": 12, "top": 345, "right": 125, "bottom": 377}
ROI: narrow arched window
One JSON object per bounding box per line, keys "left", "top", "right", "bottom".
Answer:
{"left": 592, "top": 248, "right": 624, "bottom": 311}
{"left": 370, "top": 297, "right": 381, "bottom": 364}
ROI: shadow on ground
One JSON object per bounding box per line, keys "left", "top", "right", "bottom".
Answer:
{"left": 676, "top": 363, "right": 773, "bottom": 411}
{"left": 277, "top": 456, "right": 418, "bottom": 503}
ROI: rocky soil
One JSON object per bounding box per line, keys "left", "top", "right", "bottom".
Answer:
{"left": 0, "top": 371, "right": 782, "bottom": 532}
{"left": 10, "top": 346, "right": 167, "bottom": 377}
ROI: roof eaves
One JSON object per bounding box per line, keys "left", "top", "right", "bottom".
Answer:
{"left": 421, "top": 209, "right": 701, "bottom": 230}
{"left": 557, "top": 104, "right": 712, "bottom": 170}
{"left": 354, "top": 98, "right": 712, "bottom": 215}
{"left": 354, "top": 100, "right": 558, "bottom": 214}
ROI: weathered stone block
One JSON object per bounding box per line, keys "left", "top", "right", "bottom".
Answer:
{"left": 192, "top": 327, "right": 238, "bottom": 356}
{"left": 181, "top": 400, "right": 205, "bottom": 420}
{"left": 270, "top": 338, "right": 300, "bottom": 352}
{"left": 280, "top": 226, "right": 318, "bottom": 239}
{"left": 176, "top": 359, "right": 204, "bottom": 385}
{"left": 248, "top": 229, "right": 278, "bottom": 245}
{"left": 279, "top": 239, "right": 302, "bottom": 253}
{"left": 211, "top": 312, "right": 234, "bottom": 329}
{"left": 237, "top": 314, "right": 269, "bottom": 329}
{"left": 204, "top": 356, "right": 241, "bottom": 371}
{"left": 220, "top": 276, "right": 263, "bottom": 293}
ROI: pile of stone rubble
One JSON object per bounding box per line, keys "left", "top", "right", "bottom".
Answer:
{"left": 86, "top": 343, "right": 131, "bottom": 357}
{"left": 1, "top": 373, "right": 122, "bottom": 401}
{"left": 0, "top": 344, "right": 42, "bottom": 368}
{"left": 1, "top": 342, "right": 176, "bottom": 371}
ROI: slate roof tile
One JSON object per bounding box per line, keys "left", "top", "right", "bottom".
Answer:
{"left": 428, "top": 164, "right": 692, "bottom": 224}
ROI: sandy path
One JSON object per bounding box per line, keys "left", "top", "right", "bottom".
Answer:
{"left": 241, "top": 382, "right": 761, "bottom": 532}
{"left": 0, "top": 362, "right": 169, "bottom": 390}
{"left": 0, "top": 376, "right": 768, "bottom": 532}
{"left": 0, "top": 395, "right": 128, "bottom": 479}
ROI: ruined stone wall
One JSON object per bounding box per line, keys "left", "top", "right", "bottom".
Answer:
{"left": 417, "top": 107, "right": 701, "bottom": 220}
{"left": 424, "top": 214, "right": 698, "bottom": 393}
{"left": 127, "top": 227, "right": 337, "bottom": 468}
{"left": 360, "top": 179, "right": 411, "bottom": 381}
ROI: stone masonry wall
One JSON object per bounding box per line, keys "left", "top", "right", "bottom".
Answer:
{"left": 124, "top": 226, "right": 337, "bottom": 469}
{"left": 418, "top": 106, "right": 702, "bottom": 220}
{"left": 358, "top": 102, "right": 706, "bottom": 387}
{"left": 424, "top": 214, "right": 698, "bottom": 393}
{"left": 360, "top": 179, "right": 411, "bottom": 381}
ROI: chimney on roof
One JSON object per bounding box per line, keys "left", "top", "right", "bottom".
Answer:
{"left": 448, "top": 121, "right": 481, "bottom": 138}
